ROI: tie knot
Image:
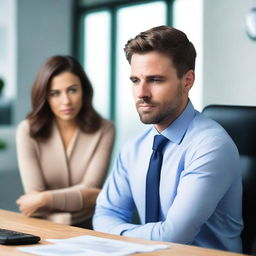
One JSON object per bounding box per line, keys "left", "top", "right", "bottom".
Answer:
{"left": 152, "top": 135, "right": 169, "bottom": 152}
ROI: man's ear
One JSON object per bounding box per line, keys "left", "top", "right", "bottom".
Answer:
{"left": 182, "top": 70, "right": 195, "bottom": 93}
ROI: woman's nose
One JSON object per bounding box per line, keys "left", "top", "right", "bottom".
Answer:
{"left": 61, "top": 93, "right": 71, "bottom": 104}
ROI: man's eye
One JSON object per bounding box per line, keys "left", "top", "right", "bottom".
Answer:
{"left": 150, "top": 78, "right": 163, "bottom": 83}
{"left": 131, "top": 78, "right": 139, "bottom": 84}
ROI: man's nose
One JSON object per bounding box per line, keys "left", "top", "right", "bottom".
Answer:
{"left": 136, "top": 82, "right": 151, "bottom": 99}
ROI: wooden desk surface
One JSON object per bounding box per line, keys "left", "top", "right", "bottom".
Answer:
{"left": 0, "top": 209, "right": 248, "bottom": 256}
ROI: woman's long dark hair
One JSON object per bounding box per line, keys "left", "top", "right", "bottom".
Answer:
{"left": 27, "top": 55, "right": 102, "bottom": 139}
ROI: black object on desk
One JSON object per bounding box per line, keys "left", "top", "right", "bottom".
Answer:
{"left": 0, "top": 228, "right": 40, "bottom": 245}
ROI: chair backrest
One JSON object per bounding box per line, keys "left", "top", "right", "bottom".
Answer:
{"left": 202, "top": 104, "right": 256, "bottom": 255}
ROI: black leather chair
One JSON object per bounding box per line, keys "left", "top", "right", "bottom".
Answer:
{"left": 202, "top": 104, "right": 256, "bottom": 255}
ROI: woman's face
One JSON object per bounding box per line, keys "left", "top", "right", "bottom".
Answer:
{"left": 47, "top": 71, "right": 83, "bottom": 123}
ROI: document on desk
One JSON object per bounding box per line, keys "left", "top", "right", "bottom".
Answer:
{"left": 17, "top": 235, "right": 170, "bottom": 256}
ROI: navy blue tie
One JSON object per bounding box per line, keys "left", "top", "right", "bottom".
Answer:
{"left": 145, "top": 135, "right": 169, "bottom": 223}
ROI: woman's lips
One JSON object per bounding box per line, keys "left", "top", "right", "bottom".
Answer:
{"left": 61, "top": 108, "right": 73, "bottom": 114}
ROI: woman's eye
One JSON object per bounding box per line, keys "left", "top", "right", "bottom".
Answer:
{"left": 68, "top": 88, "right": 77, "bottom": 94}
{"left": 49, "top": 91, "right": 59, "bottom": 97}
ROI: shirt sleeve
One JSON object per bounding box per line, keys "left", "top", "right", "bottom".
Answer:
{"left": 49, "top": 120, "right": 115, "bottom": 212}
{"left": 93, "top": 135, "right": 240, "bottom": 243}
{"left": 93, "top": 151, "right": 138, "bottom": 234}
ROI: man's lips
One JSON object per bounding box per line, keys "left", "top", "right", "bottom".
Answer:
{"left": 137, "top": 104, "right": 155, "bottom": 111}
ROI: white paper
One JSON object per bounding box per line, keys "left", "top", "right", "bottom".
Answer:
{"left": 17, "top": 235, "right": 170, "bottom": 256}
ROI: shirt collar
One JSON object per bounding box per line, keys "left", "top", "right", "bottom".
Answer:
{"left": 152, "top": 100, "right": 196, "bottom": 145}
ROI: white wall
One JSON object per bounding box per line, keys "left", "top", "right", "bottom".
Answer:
{"left": 14, "top": 0, "right": 73, "bottom": 123}
{"left": 203, "top": 0, "right": 256, "bottom": 107}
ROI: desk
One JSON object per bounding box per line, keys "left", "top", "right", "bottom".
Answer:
{"left": 0, "top": 209, "right": 248, "bottom": 256}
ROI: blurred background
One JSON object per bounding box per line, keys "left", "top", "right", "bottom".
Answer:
{"left": 0, "top": 0, "right": 256, "bottom": 212}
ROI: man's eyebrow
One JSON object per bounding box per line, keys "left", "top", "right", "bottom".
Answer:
{"left": 130, "top": 75, "right": 165, "bottom": 79}
{"left": 147, "top": 75, "right": 165, "bottom": 79}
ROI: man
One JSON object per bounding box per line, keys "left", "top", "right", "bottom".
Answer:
{"left": 93, "top": 26, "right": 243, "bottom": 253}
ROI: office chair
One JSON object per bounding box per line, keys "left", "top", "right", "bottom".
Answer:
{"left": 202, "top": 104, "right": 256, "bottom": 255}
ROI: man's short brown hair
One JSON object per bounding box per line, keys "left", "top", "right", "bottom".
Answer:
{"left": 124, "top": 26, "right": 197, "bottom": 78}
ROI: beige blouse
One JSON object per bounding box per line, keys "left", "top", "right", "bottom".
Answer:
{"left": 16, "top": 118, "right": 115, "bottom": 225}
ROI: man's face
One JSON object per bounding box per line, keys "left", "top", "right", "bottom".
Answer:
{"left": 130, "top": 51, "right": 194, "bottom": 132}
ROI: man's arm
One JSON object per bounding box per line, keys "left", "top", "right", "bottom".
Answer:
{"left": 93, "top": 152, "right": 139, "bottom": 234}
{"left": 94, "top": 136, "right": 240, "bottom": 243}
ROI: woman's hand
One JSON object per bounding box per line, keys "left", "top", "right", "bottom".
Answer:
{"left": 16, "top": 191, "right": 52, "bottom": 217}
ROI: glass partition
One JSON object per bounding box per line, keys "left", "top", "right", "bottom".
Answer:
{"left": 84, "top": 11, "right": 111, "bottom": 119}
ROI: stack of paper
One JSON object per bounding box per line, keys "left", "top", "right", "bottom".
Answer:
{"left": 17, "top": 235, "right": 170, "bottom": 256}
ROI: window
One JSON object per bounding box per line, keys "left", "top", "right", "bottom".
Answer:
{"left": 83, "top": 11, "right": 111, "bottom": 119}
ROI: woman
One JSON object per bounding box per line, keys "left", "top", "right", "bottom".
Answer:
{"left": 16, "top": 55, "right": 115, "bottom": 228}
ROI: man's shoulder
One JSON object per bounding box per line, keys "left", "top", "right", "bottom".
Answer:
{"left": 187, "top": 111, "right": 237, "bottom": 150}
{"left": 191, "top": 111, "right": 229, "bottom": 136}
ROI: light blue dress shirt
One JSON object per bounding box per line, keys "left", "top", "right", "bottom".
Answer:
{"left": 93, "top": 101, "right": 243, "bottom": 253}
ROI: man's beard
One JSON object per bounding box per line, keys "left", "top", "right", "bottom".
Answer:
{"left": 136, "top": 98, "right": 178, "bottom": 125}
{"left": 138, "top": 107, "right": 175, "bottom": 125}
{"left": 135, "top": 87, "right": 183, "bottom": 126}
